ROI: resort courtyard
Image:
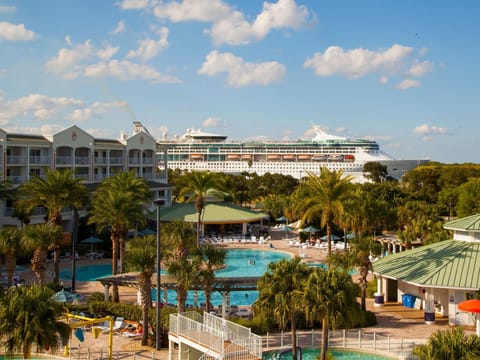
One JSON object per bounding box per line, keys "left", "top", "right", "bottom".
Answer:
{"left": 14, "top": 238, "right": 474, "bottom": 360}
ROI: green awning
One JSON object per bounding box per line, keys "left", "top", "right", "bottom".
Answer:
{"left": 443, "top": 214, "right": 480, "bottom": 231}
{"left": 373, "top": 239, "right": 480, "bottom": 290}
{"left": 152, "top": 202, "right": 269, "bottom": 224}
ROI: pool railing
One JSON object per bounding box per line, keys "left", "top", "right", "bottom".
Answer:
{"left": 169, "top": 311, "right": 263, "bottom": 359}
{"left": 263, "top": 328, "right": 425, "bottom": 359}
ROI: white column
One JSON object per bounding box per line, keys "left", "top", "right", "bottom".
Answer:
{"left": 374, "top": 276, "right": 385, "bottom": 306}
{"left": 424, "top": 289, "right": 436, "bottom": 324}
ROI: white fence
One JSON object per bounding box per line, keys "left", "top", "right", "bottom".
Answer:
{"left": 263, "top": 329, "right": 425, "bottom": 359}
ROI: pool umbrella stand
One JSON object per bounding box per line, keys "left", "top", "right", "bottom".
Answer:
{"left": 80, "top": 235, "right": 103, "bottom": 252}
{"left": 54, "top": 289, "right": 82, "bottom": 303}
{"left": 458, "top": 299, "right": 480, "bottom": 336}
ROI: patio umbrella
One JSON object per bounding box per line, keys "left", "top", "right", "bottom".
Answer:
{"left": 80, "top": 236, "right": 103, "bottom": 252}
{"left": 320, "top": 234, "right": 340, "bottom": 241}
{"left": 301, "top": 226, "right": 320, "bottom": 233}
{"left": 53, "top": 289, "right": 82, "bottom": 303}
{"left": 458, "top": 299, "right": 480, "bottom": 336}
{"left": 278, "top": 225, "right": 294, "bottom": 232}
{"left": 344, "top": 233, "right": 355, "bottom": 240}
{"left": 275, "top": 216, "right": 288, "bottom": 222}
{"left": 138, "top": 227, "right": 156, "bottom": 236}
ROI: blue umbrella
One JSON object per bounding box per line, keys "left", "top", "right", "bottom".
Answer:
{"left": 138, "top": 228, "right": 156, "bottom": 236}
{"left": 320, "top": 234, "right": 340, "bottom": 241}
{"left": 80, "top": 236, "right": 103, "bottom": 252}
{"left": 54, "top": 289, "right": 82, "bottom": 303}
{"left": 301, "top": 226, "right": 321, "bottom": 233}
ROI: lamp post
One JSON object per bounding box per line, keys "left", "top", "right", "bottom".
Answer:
{"left": 154, "top": 198, "right": 162, "bottom": 350}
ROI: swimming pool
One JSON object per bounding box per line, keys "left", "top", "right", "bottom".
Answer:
{"left": 60, "top": 249, "right": 291, "bottom": 306}
{"left": 263, "top": 348, "right": 396, "bottom": 359}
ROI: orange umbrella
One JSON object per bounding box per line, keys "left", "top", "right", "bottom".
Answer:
{"left": 458, "top": 299, "right": 480, "bottom": 336}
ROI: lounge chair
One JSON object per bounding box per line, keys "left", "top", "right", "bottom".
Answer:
{"left": 102, "top": 317, "right": 125, "bottom": 333}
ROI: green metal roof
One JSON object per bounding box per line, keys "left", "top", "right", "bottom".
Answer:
{"left": 373, "top": 239, "right": 480, "bottom": 290}
{"left": 155, "top": 202, "right": 269, "bottom": 224}
{"left": 443, "top": 214, "right": 480, "bottom": 231}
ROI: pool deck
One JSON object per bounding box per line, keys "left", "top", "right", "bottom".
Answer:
{"left": 16, "top": 238, "right": 475, "bottom": 359}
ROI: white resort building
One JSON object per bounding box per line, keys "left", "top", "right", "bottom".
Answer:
{"left": 0, "top": 122, "right": 172, "bottom": 230}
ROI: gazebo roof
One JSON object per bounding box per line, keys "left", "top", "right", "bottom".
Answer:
{"left": 373, "top": 239, "right": 480, "bottom": 290}
{"left": 155, "top": 202, "right": 269, "bottom": 224}
{"left": 443, "top": 214, "right": 480, "bottom": 231}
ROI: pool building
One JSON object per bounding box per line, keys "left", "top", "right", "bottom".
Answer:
{"left": 373, "top": 213, "right": 480, "bottom": 329}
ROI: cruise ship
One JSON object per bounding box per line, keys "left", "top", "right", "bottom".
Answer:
{"left": 157, "top": 127, "right": 427, "bottom": 182}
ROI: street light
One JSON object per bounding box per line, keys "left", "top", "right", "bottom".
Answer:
{"left": 154, "top": 198, "right": 163, "bottom": 350}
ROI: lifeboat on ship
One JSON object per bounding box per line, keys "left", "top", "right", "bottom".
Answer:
{"left": 311, "top": 154, "right": 328, "bottom": 161}
{"left": 298, "top": 155, "right": 312, "bottom": 161}
{"left": 190, "top": 154, "right": 204, "bottom": 160}
{"left": 267, "top": 154, "right": 281, "bottom": 160}
{"left": 283, "top": 154, "right": 296, "bottom": 161}
{"left": 344, "top": 154, "right": 355, "bottom": 162}
{"left": 226, "top": 154, "right": 240, "bottom": 160}
{"left": 241, "top": 154, "right": 253, "bottom": 160}
{"left": 328, "top": 154, "right": 345, "bottom": 162}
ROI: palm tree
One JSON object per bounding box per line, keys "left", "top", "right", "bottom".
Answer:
{"left": 413, "top": 327, "right": 480, "bottom": 359}
{"left": 0, "top": 284, "right": 70, "bottom": 359}
{"left": 16, "top": 169, "right": 89, "bottom": 284}
{"left": 256, "top": 257, "right": 311, "bottom": 360}
{"left": 0, "top": 227, "right": 24, "bottom": 287}
{"left": 297, "top": 267, "right": 359, "bottom": 360}
{"left": 22, "top": 223, "right": 63, "bottom": 286}
{"left": 161, "top": 220, "right": 199, "bottom": 312}
{"left": 200, "top": 245, "right": 226, "bottom": 313}
{"left": 297, "top": 168, "right": 353, "bottom": 256}
{"left": 177, "top": 171, "right": 225, "bottom": 246}
{"left": 89, "top": 171, "right": 151, "bottom": 302}
{"left": 124, "top": 235, "right": 156, "bottom": 346}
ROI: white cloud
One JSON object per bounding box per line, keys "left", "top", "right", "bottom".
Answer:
{"left": 111, "top": 20, "right": 126, "bottom": 34}
{"left": 414, "top": 124, "right": 448, "bottom": 136}
{"left": 97, "top": 45, "right": 119, "bottom": 60}
{"left": 396, "top": 79, "right": 420, "bottom": 90}
{"left": 118, "top": 0, "right": 150, "bottom": 10}
{"left": 65, "top": 35, "right": 72, "bottom": 46}
{"left": 0, "top": 22, "right": 36, "bottom": 41}
{"left": 83, "top": 59, "right": 181, "bottom": 83}
{"left": 65, "top": 101, "right": 127, "bottom": 122}
{"left": 154, "top": 0, "right": 231, "bottom": 22}
{"left": 0, "top": 93, "right": 84, "bottom": 124}
{"left": 378, "top": 76, "right": 389, "bottom": 85}
{"left": 127, "top": 27, "right": 169, "bottom": 60}
{"left": 203, "top": 116, "right": 227, "bottom": 128}
{"left": 154, "top": 0, "right": 314, "bottom": 46}
{"left": 0, "top": 6, "right": 16, "bottom": 13}
{"left": 198, "top": 50, "right": 285, "bottom": 87}
{"left": 211, "top": 0, "right": 313, "bottom": 46}
{"left": 407, "top": 60, "right": 433, "bottom": 77}
{"left": 304, "top": 44, "right": 413, "bottom": 79}
{"left": 44, "top": 40, "right": 94, "bottom": 79}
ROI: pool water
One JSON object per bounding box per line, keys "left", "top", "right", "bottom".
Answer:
{"left": 263, "top": 348, "right": 395, "bottom": 359}
{"left": 60, "top": 249, "right": 291, "bottom": 306}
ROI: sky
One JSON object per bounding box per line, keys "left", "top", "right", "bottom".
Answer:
{"left": 0, "top": 0, "right": 479, "bottom": 164}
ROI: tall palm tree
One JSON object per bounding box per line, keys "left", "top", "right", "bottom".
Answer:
{"left": 0, "top": 284, "right": 70, "bottom": 359}
{"left": 124, "top": 235, "right": 156, "bottom": 346}
{"left": 297, "top": 168, "right": 353, "bottom": 256}
{"left": 0, "top": 227, "right": 24, "bottom": 287}
{"left": 177, "top": 171, "right": 225, "bottom": 246}
{"left": 200, "top": 245, "right": 226, "bottom": 313}
{"left": 161, "top": 220, "right": 199, "bottom": 312}
{"left": 256, "top": 257, "right": 311, "bottom": 360}
{"left": 89, "top": 171, "right": 151, "bottom": 302}
{"left": 16, "top": 169, "right": 89, "bottom": 283}
{"left": 22, "top": 223, "right": 63, "bottom": 286}
{"left": 297, "top": 267, "right": 359, "bottom": 360}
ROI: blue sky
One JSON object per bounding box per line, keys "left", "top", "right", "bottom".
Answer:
{"left": 0, "top": 0, "right": 478, "bottom": 163}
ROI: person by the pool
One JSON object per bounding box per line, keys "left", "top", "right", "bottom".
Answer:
{"left": 248, "top": 259, "right": 256, "bottom": 265}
